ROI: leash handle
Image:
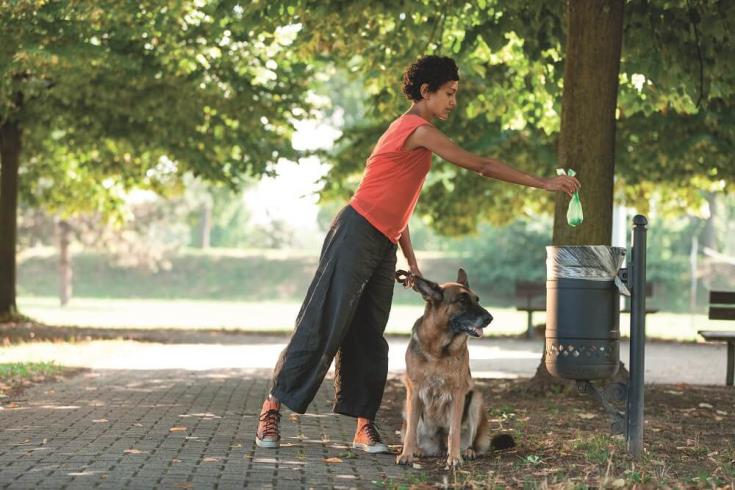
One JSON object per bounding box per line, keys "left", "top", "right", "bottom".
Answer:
{"left": 395, "top": 269, "right": 415, "bottom": 289}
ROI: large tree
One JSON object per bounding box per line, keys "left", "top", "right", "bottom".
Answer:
{"left": 0, "top": 1, "right": 312, "bottom": 316}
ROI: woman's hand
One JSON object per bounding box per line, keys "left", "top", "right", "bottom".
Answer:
{"left": 409, "top": 263, "right": 423, "bottom": 278}
{"left": 543, "top": 176, "right": 581, "bottom": 197}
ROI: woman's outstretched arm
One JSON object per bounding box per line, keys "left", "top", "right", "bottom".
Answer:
{"left": 405, "top": 125, "right": 580, "bottom": 196}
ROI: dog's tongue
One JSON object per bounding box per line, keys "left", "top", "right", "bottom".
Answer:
{"left": 473, "top": 327, "right": 484, "bottom": 337}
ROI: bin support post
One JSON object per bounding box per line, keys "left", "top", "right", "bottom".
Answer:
{"left": 626, "top": 215, "right": 647, "bottom": 458}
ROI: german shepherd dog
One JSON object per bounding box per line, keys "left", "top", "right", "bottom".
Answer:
{"left": 395, "top": 269, "right": 514, "bottom": 468}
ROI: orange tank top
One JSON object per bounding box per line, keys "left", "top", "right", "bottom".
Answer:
{"left": 350, "top": 114, "right": 433, "bottom": 243}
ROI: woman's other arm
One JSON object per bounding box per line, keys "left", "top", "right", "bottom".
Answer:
{"left": 398, "top": 225, "right": 422, "bottom": 277}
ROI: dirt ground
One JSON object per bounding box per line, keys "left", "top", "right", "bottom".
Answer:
{"left": 379, "top": 377, "right": 735, "bottom": 489}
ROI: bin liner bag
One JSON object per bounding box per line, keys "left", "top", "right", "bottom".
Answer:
{"left": 546, "top": 245, "right": 629, "bottom": 296}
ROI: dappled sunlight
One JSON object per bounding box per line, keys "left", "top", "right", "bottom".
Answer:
{"left": 178, "top": 412, "right": 221, "bottom": 419}
{"left": 16, "top": 296, "right": 718, "bottom": 341}
{"left": 1, "top": 336, "right": 730, "bottom": 383}
{"left": 468, "top": 343, "right": 541, "bottom": 360}
{"left": 67, "top": 470, "right": 106, "bottom": 477}
{"left": 473, "top": 370, "right": 524, "bottom": 378}
{"left": 0, "top": 340, "right": 287, "bottom": 370}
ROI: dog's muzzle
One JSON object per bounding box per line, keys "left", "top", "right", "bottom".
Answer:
{"left": 450, "top": 310, "right": 493, "bottom": 338}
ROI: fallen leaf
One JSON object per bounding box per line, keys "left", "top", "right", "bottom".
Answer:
{"left": 578, "top": 412, "right": 597, "bottom": 419}
{"left": 202, "top": 457, "right": 220, "bottom": 463}
{"left": 288, "top": 414, "right": 300, "bottom": 422}
{"left": 664, "top": 390, "right": 683, "bottom": 396}
{"left": 92, "top": 419, "right": 109, "bottom": 423}
{"left": 175, "top": 483, "right": 193, "bottom": 489}
{"left": 324, "top": 457, "right": 343, "bottom": 464}
{"left": 123, "top": 449, "right": 145, "bottom": 454}
{"left": 716, "top": 410, "right": 728, "bottom": 416}
{"left": 698, "top": 403, "right": 713, "bottom": 409}
{"left": 169, "top": 426, "right": 187, "bottom": 432}
{"left": 612, "top": 479, "right": 625, "bottom": 488}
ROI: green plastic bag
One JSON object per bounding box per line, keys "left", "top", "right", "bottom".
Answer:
{"left": 556, "top": 168, "right": 583, "bottom": 227}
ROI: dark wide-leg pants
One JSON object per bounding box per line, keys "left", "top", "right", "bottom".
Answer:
{"left": 270, "top": 205, "right": 397, "bottom": 420}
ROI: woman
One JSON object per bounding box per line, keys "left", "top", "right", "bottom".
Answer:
{"left": 256, "top": 55, "right": 580, "bottom": 454}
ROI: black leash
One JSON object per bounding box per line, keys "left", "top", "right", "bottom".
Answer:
{"left": 395, "top": 269, "right": 416, "bottom": 289}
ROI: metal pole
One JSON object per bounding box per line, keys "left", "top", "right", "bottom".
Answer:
{"left": 627, "top": 215, "right": 647, "bottom": 458}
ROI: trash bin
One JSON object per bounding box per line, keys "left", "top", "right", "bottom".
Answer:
{"left": 545, "top": 246, "right": 628, "bottom": 380}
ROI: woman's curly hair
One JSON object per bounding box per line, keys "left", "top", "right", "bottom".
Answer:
{"left": 401, "top": 56, "right": 459, "bottom": 101}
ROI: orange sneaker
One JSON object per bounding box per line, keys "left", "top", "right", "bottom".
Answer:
{"left": 255, "top": 398, "right": 281, "bottom": 449}
{"left": 352, "top": 419, "right": 391, "bottom": 454}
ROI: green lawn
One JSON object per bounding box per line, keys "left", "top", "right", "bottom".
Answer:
{"left": 16, "top": 247, "right": 720, "bottom": 341}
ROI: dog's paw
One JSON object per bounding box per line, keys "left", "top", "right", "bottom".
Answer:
{"left": 445, "top": 454, "right": 463, "bottom": 469}
{"left": 395, "top": 451, "right": 415, "bottom": 465}
{"left": 463, "top": 448, "right": 477, "bottom": 460}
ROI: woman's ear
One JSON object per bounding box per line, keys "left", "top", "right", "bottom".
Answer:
{"left": 420, "top": 83, "right": 430, "bottom": 100}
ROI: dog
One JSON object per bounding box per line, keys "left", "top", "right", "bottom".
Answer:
{"left": 395, "top": 268, "right": 514, "bottom": 468}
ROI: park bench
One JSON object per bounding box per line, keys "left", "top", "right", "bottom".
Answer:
{"left": 515, "top": 280, "right": 657, "bottom": 339}
{"left": 697, "top": 291, "right": 735, "bottom": 386}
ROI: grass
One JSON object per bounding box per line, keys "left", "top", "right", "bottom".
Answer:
{"left": 0, "top": 361, "right": 63, "bottom": 379}
{"left": 570, "top": 433, "right": 617, "bottom": 465}
{"left": 0, "top": 361, "right": 67, "bottom": 397}
{"left": 18, "top": 246, "right": 448, "bottom": 304}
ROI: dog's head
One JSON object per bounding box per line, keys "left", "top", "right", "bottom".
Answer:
{"left": 397, "top": 268, "right": 493, "bottom": 337}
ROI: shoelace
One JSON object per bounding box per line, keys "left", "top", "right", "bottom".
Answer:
{"left": 259, "top": 409, "right": 281, "bottom": 438}
{"left": 360, "top": 422, "right": 383, "bottom": 443}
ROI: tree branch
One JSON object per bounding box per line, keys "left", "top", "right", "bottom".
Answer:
{"left": 686, "top": 0, "right": 705, "bottom": 109}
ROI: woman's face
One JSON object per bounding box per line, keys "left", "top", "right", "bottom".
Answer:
{"left": 424, "top": 80, "right": 458, "bottom": 121}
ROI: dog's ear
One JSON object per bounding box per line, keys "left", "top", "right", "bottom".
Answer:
{"left": 414, "top": 277, "right": 443, "bottom": 303}
{"left": 457, "top": 268, "right": 469, "bottom": 288}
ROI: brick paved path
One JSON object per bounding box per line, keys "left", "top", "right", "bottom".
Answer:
{"left": 0, "top": 369, "right": 414, "bottom": 489}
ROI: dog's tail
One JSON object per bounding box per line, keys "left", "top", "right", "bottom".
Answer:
{"left": 490, "top": 433, "right": 516, "bottom": 451}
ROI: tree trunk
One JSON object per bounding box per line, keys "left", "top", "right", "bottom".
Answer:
{"left": 701, "top": 192, "right": 717, "bottom": 250}
{"left": 552, "top": 0, "right": 624, "bottom": 246}
{"left": 528, "top": 0, "right": 625, "bottom": 391}
{"left": 58, "top": 219, "right": 73, "bottom": 307}
{"left": 0, "top": 119, "right": 21, "bottom": 317}
{"left": 200, "top": 201, "right": 212, "bottom": 249}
